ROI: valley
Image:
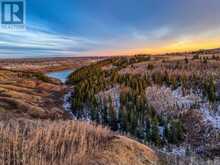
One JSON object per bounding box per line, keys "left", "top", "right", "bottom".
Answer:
{"left": 0, "top": 57, "right": 159, "bottom": 165}
{"left": 0, "top": 50, "right": 220, "bottom": 164}
{"left": 1, "top": 0, "right": 220, "bottom": 164}
{"left": 67, "top": 51, "right": 220, "bottom": 160}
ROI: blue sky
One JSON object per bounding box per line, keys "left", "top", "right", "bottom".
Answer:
{"left": 0, "top": 0, "right": 220, "bottom": 58}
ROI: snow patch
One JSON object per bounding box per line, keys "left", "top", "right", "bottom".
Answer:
{"left": 171, "top": 147, "right": 186, "bottom": 156}
{"left": 145, "top": 86, "right": 200, "bottom": 114}
{"left": 172, "top": 87, "right": 201, "bottom": 109}
{"left": 97, "top": 86, "right": 120, "bottom": 117}
{"left": 146, "top": 85, "right": 220, "bottom": 130}
{"left": 63, "top": 91, "right": 75, "bottom": 119}
{"left": 200, "top": 103, "right": 220, "bottom": 129}
{"left": 158, "top": 126, "right": 165, "bottom": 137}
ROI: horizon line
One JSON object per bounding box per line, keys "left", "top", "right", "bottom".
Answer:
{"left": 0, "top": 47, "right": 219, "bottom": 60}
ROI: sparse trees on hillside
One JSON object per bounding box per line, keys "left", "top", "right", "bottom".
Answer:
{"left": 204, "top": 77, "right": 216, "bottom": 102}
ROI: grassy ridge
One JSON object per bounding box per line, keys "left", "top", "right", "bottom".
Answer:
{"left": 0, "top": 120, "right": 158, "bottom": 165}
{"left": 0, "top": 120, "right": 113, "bottom": 165}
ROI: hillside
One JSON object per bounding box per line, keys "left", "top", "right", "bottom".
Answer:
{"left": 0, "top": 53, "right": 219, "bottom": 164}
{"left": 0, "top": 69, "right": 69, "bottom": 120}
{"left": 0, "top": 120, "right": 158, "bottom": 165}
{"left": 67, "top": 55, "right": 220, "bottom": 159}
{"left": 0, "top": 67, "right": 159, "bottom": 165}
{"left": 0, "top": 57, "right": 102, "bottom": 73}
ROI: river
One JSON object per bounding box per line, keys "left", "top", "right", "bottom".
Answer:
{"left": 47, "top": 69, "right": 75, "bottom": 118}
{"left": 46, "top": 69, "right": 74, "bottom": 83}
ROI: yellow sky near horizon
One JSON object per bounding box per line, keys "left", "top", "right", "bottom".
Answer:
{"left": 78, "top": 27, "right": 220, "bottom": 57}
{"left": 86, "top": 39, "right": 220, "bottom": 56}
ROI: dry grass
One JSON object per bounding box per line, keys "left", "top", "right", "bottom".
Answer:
{"left": 119, "top": 59, "right": 220, "bottom": 80}
{"left": 0, "top": 69, "right": 68, "bottom": 120}
{"left": 0, "top": 120, "right": 158, "bottom": 165}
{"left": 0, "top": 120, "right": 114, "bottom": 165}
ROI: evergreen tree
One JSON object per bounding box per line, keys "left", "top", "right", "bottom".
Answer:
{"left": 101, "top": 99, "right": 108, "bottom": 125}
{"left": 167, "top": 120, "right": 184, "bottom": 144}
{"left": 119, "top": 106, "right": 128, "bottom": 132}
{"left": 207, "top": 78, "right": 216, "bottom": 102}
{"left": 150, "top": 123, "right": 161, "bottom": 146}
{"left": 108, "top": 96, "right": 118, "bottom": 131}
{"left": 204, "top": 77, "right": 216, "bottom": 102}
{"left": 185, "top": 57, "right": 189, "bottom": 64}
{"left": 149, "top": 116, "right": 161, "bottom": 146}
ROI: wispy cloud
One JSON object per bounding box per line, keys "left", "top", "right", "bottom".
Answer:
{"left": 0, "top": 26, "right": 100, "bottom": 58}
{"left": 1, "top": 0, "right": 220, "bottom": 58}
{"left": 132, "top": 26, "right": 171, "bottom": 40}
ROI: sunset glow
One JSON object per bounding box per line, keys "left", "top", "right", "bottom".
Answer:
{"left": 0, "top": 0, "right": 220, "bottom": 58}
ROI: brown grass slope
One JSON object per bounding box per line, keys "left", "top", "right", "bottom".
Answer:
{"left": 0, "top": 69, "right": 69, "bottom": 120}
{"left": 0, "top": 68, "right": 158, "bottom": 165}
{"left": 0, "top": 120, "right": 158, "bottom": 165}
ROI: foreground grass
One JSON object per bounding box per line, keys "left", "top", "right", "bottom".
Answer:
{"left": 0, "top": 120, "right": 113, "bottom": 165}
{"left": 0, "top": 120, "right": 158, "bottom": 165}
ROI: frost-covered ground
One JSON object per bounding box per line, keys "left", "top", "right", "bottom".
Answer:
{"left": 200, "top": 103, "right": 220, "bottom": 129}
{"left": 69, "top": 83, "right": 219, "bottom": 156}
{"left": 145, "top": 86, "right": 201, "bottom": 114}
{"left": 161, "top": 146, "right": 186, "bottom": 156}
{"left": 63, "top": 91, "right": 71, "bottom": 111}
{"left": 97, "top": 86, "right": 121, "bottom": 117}
{"left": 63, "top": 91, "right": 75, "bottom": 119}
{"left": 64, "top": 90, "right": 92, "bottom": 121}
{"left": 146, "top": 85, "right": 220, "bottom": 130}
{"left": 96, "top": 85, "right": 220, "bottom": 130}
{"left": 146, "top": 86, "right": 178, "bottom": 114}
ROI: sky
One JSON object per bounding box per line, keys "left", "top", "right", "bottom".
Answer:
{"left": 0, "top": 0, "right": 220, "bottom": 58}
